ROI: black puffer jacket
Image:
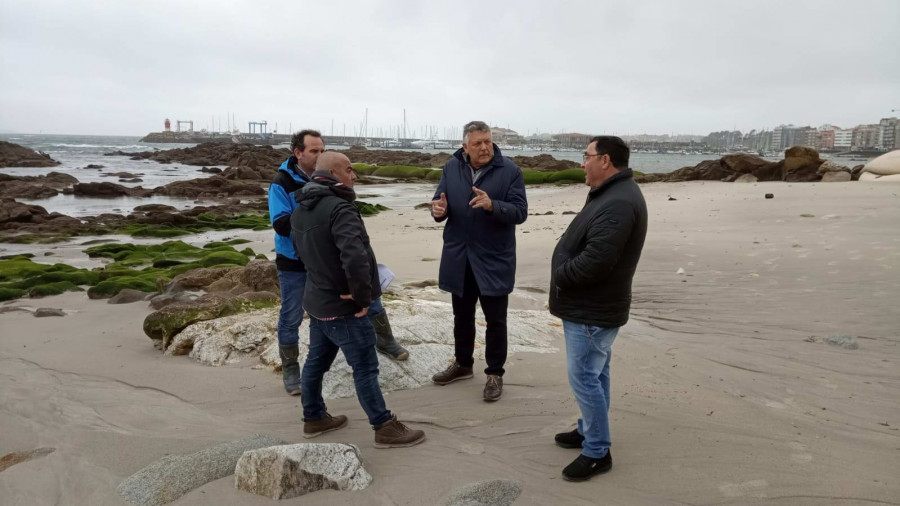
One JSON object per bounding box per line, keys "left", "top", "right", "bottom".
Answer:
{"left": 290, "top": 171, "right": 381, "bottom": 319}
{"left": 549, "top": 169, "right": 648, "bottom": 327}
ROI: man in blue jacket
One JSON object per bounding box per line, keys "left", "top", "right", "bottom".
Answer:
{"left": 269, "top": 130, "right": 324, "bottom": 395}
{"left": 429, "top": 121, "right": 528, "bottom": 402}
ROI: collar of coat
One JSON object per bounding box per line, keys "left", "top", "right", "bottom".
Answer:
{"left": 452, "top": 143, "right": 505, "bottom": 170}
{"left": 587, "top": 168, "right": 634, "bottom": 200}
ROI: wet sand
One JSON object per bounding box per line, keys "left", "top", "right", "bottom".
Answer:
{"left": 1, "top": 181, "right": 899, "bottom": 505}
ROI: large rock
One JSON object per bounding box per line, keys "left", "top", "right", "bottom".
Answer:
{"left": 0, "top": 198, "right": 49, "bottom": 224}
{"left": 783, "top": 146, "right": 823, "bottom": 182}
{"left": 0, "top": 141, "right": 60, "bottom": 168}
{"left": 153, "top": 176, "right": 265, "bottom": 198}
{"left": 143, "top": 294, "right": 247, "bottom": 349}
{"left": 443, "top": 479, "right": 524, "bottom": 506}
{"left": 166, "top": 265, "right": 242, "bottom": 292}
{"left": 116, "top": 434, "right": 284, "bottom": 506}
{"left": 168, "top": 293, "right": 560, "bottom": 398}
{"left": 234, "top": 443, "right": 372, "bottom": 500}
{"left": 0, "top": 171, "right": 77, "bottom": 198}
{"left": 817, "top": 160, "right": 850, "bottom": 174}
{"left": 71, "top": 182, "right": 150, "bottom": 197}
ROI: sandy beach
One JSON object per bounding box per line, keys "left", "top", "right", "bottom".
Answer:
{"left": 2, "top": 180, "right": 899, "bottom": 505}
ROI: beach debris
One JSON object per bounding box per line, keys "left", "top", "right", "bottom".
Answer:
{"left": 765, "top": 193, "right": 774, "bottom": 199}
{"left": 234, "top": 443, "right": 372, "bottom": 500}
{"left": 442, "top": 479, "right": 524, "bottom": 506}
{"left": 0, "top": 447, "right": 55, "bottom": 472}
{"left": 668, "top": 196, "right": 677, "bottom": 201}
{"left": 824, "top": 334, "right": 858, "bottom": 350}
{"left": 800, "top": 213, "right": 815, "bottom": 218}
{"left": 676, "top": 267, "right": 685, "bottom": 275}
{"left": 33, "top": 308, "right": 65, "bottom": 317}
{"left": 117, "top": 434, "right": 284, "bottom": 506}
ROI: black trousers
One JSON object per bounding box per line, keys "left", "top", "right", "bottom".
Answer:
{"left": 452, "top": 262, "right": 509, "bottom": 377}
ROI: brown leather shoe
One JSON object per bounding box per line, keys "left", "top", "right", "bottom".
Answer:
{"left": 483, "top": 375, "right": 503, "bottom": 402}
{"left": 432, "top": 360, "right": 474, "bottom": 385}
{"left": 374, "top": 416, "right": 426, "bottom": 449}
{"left": 303, "top": 413, "right": 348, "bottom": 439}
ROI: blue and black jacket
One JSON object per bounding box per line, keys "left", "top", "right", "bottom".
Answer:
{"left": 268, "top": 156, "right": 309, "bottom": 272}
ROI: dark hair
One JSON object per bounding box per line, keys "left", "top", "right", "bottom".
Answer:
{"left": 589, "top": 136, "right": 629, "bottom": 169}
{"left": 291, "top": 129, "right": 322, "bottom": 152}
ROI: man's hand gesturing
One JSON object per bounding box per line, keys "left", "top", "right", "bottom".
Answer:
{"left": 469, "top": 187, "right": 493, "bottom": 212}
{"left": 428, "top": 192, "right": 448, "bottom": 218}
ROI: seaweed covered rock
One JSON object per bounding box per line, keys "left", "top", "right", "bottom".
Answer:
{"left": 144, "top": 292, "right": 279, "bottom": 349}
{"left": 0, "top": 172, "right": 77, "bottom": 198}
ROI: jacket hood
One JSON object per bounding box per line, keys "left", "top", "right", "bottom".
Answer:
{"left": 295, "top": 170, "right": 356, "bottom": 210}
{"left": 452, "top": 143, "right": 505, "bottom": 169}
{"left": 279, "top": 156, "right": 312, "bottom": 183}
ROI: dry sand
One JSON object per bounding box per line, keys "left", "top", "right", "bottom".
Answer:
{"left": 1, "top": 181, "right": 899, "bottom": 505}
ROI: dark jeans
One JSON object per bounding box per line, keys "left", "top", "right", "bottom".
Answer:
{"left": 452, "top": 262, "right": 509, "bottom": 376}
{"left": 300, "top": 315, "right": 393, "bottom": 427}
{"left": 276, "top": 270, "right": 306, "bottom": 346}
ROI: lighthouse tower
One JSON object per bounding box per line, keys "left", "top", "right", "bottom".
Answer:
{"left": 164, "top": 118, "right": 171, "bottom": 132}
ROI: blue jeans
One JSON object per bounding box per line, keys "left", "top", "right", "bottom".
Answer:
{"left": 276, "top": 270, "right": 307, "bottom": 346}
{"left": 563, "top": 320, "right": 619, "bottom": 459}
{"left": 301, "top": 315, "right": 393, "bottom": 427}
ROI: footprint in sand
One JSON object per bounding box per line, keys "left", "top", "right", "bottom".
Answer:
{"left": 788, "top": 442, "right": 813, "bottom": 464}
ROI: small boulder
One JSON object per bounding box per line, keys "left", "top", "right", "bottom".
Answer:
{"left": 442, "top": 479, "right": 524, "bottom": 506}
{"left": 117, "top": 434, "right": 284, "bottom": 506}
{"left": 824, "top": 334, "right": 858, "bottom": 350}
{"left": 108, "top": 289, "right": 152, "bottom": 304}
{"left": 34, "top": 308, "right": 65, "bottom": 317}
{"left": 734, "top": 173, "right": 758, "bottom": 183}
{"left": 234, "top": 443, "right": 372, "bottom": 500}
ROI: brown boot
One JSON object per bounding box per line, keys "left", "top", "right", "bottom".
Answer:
{"left": 483, "top": 375, "right": 503, "bottom": 402}
{"left": 432, "top": 359, "right": 474, "bottom": 385}
{"left": 303, "top": 413, "right": 348, "bottom": 439}
{"left": 374, "top": 416, "right": 426, "bottom": 449}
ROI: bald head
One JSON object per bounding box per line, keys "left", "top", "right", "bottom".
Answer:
{"left": 316, "top": 152, "right": 357, "bottom": 187}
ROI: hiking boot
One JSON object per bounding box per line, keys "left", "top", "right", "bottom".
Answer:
{"left": 303, "top": 413, "right": 348, "bottom": 439}
{"left": 373, "top": 416, "right": 426, "bottom": 449}
{"left": 483, "top": 374, "right": 503, "bottom": 402}
{"left": 369, "top": 310, "right": 409, "bottom": 361}
{"left": 279, "top": 344, "right": 301, "bottom": 396}
{"left": 555, "top": 428, "right": 585, "bottom": 449}
{"left": 562, "top": 452, "right": 612, "bottom": 482}
{"left": 432, "top": 359, "right": 474, "bottom": 385}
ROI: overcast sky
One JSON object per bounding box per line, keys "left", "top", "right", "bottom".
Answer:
{"left": 1, "top": 0, "right": 898, "bottom": 138}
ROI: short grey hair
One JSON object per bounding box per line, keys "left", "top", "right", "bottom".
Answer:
{"left": 463, "top": 121, "right": 491, "bottom": 143}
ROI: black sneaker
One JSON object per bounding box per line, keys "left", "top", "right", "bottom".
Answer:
{"left": 562, "top": 452, "right": 612, "bottom": 482}
{"left": 554, "top": 428, "right": 584, "bottom": 449}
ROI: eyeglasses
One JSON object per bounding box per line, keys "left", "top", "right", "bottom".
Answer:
{"left": 582, "top": 153, "right": 606, "bottom": 162}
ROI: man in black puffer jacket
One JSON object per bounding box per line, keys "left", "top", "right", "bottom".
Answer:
{"left": 290, "top": 152, "right": 425, "bottom": 449}
{"left": 548, "top": 136, "right": 647, "bottom": 482}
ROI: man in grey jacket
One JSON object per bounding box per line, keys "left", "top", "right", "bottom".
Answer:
{"left": 548, "top": 136, "right": 648, "bottom": 482}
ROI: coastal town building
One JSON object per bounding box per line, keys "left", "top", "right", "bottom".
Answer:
{"left": 834, "top": 129, "right": 853, "bottom": 149}
{"left": 553, "top": 133, "right": 593, "bottom": 149}
{"left": 815, "top": 129, "right": 835, "bottom": 150}
{"left": 876, "top": 117, "right": 899, "bottom": 150}
{"left": 490, "top": 127, "right": 524, "bottom": 145}
{"left": 772, "top": 124, "right": 796, "bottom": 151}
{"left": 852, "top": 124, "right": 880, "bottom": 150}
